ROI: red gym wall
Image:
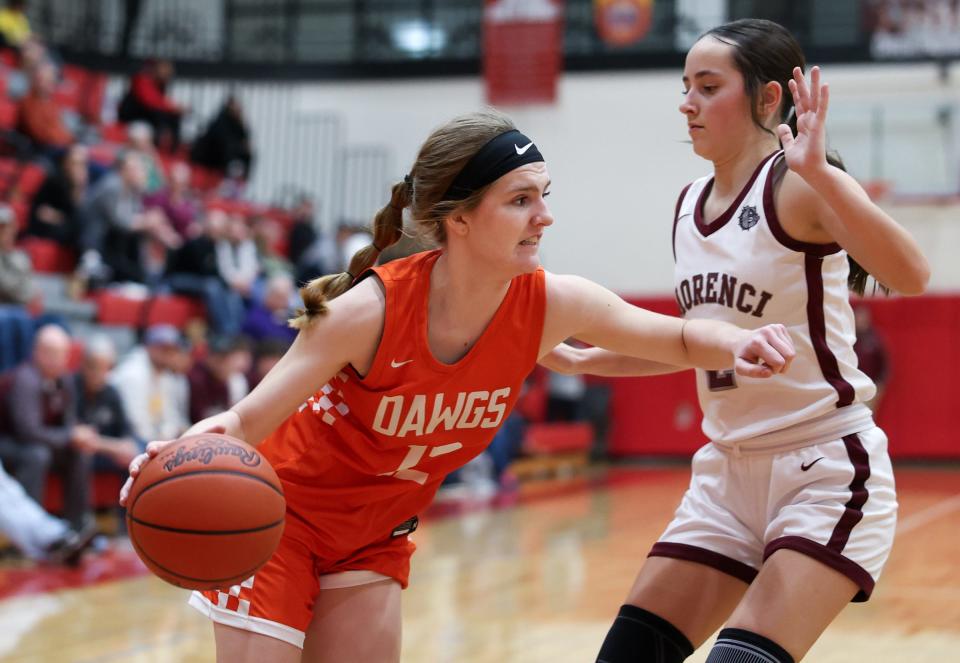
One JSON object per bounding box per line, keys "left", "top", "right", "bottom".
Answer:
{"left": 609, "top": 295, "right": 960, "bottom": 459}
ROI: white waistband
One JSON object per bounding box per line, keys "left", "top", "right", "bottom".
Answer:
{"left": 711, "top": 403, "right": 875, "bottom": 457}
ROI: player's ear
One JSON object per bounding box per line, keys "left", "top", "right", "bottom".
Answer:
{"left": 759, "top": 80, "right": 782, "bottom": 124}
{"left": 445, "top": 213, "right": 469, "bottom": 238}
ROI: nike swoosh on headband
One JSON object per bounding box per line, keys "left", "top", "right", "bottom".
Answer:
{"left": 515, "top": 142, "right": 534, "bottom": 155}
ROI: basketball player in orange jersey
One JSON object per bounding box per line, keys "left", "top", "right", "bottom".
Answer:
{"left": 543, "top": 19, "right": 930, "bottom": 663}
{"left": 121, "top": 109, "right": 796, "bottom": 663}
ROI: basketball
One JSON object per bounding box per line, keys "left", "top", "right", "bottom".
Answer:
{"left": 126, "top": 433, "right": 286, "bottom": 590}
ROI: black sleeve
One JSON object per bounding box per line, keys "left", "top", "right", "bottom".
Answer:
{"left": 105, "top": 384, "right": 135, "bottom": 438}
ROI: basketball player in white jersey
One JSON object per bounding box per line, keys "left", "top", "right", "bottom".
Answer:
{"left": 544, "top": 18, "right": 930, "bottom": 663}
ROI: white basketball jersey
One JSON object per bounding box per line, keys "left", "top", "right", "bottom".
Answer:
{"left": 673, "top": 151, "right": 875, "bottom": 446}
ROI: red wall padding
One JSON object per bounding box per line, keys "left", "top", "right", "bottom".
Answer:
{"left": 609, "top": 294, "right": 960, "bottom": 459}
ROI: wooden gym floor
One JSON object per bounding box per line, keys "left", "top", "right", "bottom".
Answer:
{"left": 0, "top": 464, "right": 957, "bottom": 662}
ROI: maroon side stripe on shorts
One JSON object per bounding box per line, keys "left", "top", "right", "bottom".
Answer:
{"left": 804, "top": 254, "right": 855, "bottom": 407}
{"left": 827, "top": 433, "right": 871, "bottom": 552}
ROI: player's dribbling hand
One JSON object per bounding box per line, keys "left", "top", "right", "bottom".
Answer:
{"left": 118, "top": 425, "right": 226, "bottom": 507}
{"left": 732, "top": 324, "right": 795, "bottom": 378}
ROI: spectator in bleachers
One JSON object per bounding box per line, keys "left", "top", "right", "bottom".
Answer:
{"left": 0, "top": 0, "right": 30, "bottom": 49}
{"left": 247, "top": 338, "right": 288, "bottom": 390}
{"left": 16, "top": 60, "right": 73, "bottom": 160}
{"left": 109, "top": 324, "right": 190, "bottom": 442}
{"left": 4, "top": 35, "right": 48, "bottom": 101}
{"left": 165, "top": 207, "right": 244, "bottom": 336}
{"left": 188, "top": 334, "right": 250, "bottom": 423}
{"left": 0, "top": 202, "right": 34, "bottom": 371}
{"left": 79, "top": 152, "right": 179, "bottom": 287}
{"left": 286, "top": 196, "right": 317, "bottom": 268}
{"left": 0, "top": 457, "right": 97, "bottom": 565}
{"left": 74, "top": 336, "right": 141, "bottom": 470}
{"left": 26, "top": 143, "right": 90, "bottom": 247}
{"left": 216, "top": 211, "right": 259, "bottom": 300}
{"left": 117, "top": 59, "right": 185, "bottom": 152}
{"left": 145, "top": 161, "right": 198, "bottom": 240}
{"left": 251, "top": 213, "right": 292, "bottom": 280}
{"left": 294, "top": 220, "right": 367, "bottom": 286}
{"left": 124, "top": 121, "right": 165, "bottom": 193}
{"left": 0, "top": 324, "right": 97, "bottom": 530}
{"left": 190, "top": 95, "right": 253, "bottom": 179}
{"left": 242, "top": 273, "right": 297, "bottom": 345}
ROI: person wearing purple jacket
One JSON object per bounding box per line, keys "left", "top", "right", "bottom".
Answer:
{"left": 241, "top": 273, "right": 297, "bottom": 344}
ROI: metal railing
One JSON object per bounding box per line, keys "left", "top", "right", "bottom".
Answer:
{"left": 31, "top": 0, "right": 951, "bottom": 79}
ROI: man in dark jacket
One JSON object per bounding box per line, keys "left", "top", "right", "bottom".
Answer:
{"left": 164, "top": 207, "right": 245, "bottom": 336}
{"left": 190, "top": 96, "right": 253, "bottom": 178}
{"left": 0, "top": 324, "right": 97, "bottom": 530}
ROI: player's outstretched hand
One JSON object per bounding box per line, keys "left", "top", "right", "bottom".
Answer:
{"left": 733, "top": 324, "right": 795, "bottom": 379}
{"left": 119, "top": 424, "right": 226, "bottom": 506}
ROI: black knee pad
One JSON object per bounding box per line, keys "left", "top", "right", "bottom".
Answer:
{"left": 596, "top": 604, "right": 694, "bottom": 663}
{"left": 705, "top": 627, "right": 794, "bottom": 663}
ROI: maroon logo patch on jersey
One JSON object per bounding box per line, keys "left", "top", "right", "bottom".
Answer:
{"left": 738, "top": 205, "right": 759, "bottom": 230}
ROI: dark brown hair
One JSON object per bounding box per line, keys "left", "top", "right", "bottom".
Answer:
{"left": 701, "top": 19, "right": 877, "bottom": 294}
{"left": 290, "top": 109, "right": 516, "bottom": 328}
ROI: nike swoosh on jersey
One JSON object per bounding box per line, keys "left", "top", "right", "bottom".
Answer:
{"left": 515, "top": 142, "right": 533, "bottom": 155}
{"left": 800, "top": 457, "right": 825, "bottom": 471}
{"left": 390, "top": 359, "right": 414, "bottom": 368}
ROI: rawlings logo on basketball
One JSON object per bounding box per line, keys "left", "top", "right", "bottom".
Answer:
{"left": 163, "top": 439, "right": 261, "bottom": 472}
{"left": 738, "top": 205, "right": 759, "bottom": 230}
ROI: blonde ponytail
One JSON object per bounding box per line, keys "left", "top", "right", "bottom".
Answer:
{"left": 289, "top": 179, "right": 411, "bottom": 329}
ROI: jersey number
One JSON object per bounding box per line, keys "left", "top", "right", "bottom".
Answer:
{"left": 707, "top": 369, "right": 737, "bottom": 391}
{"left": 379, "top": 442, "right": 463, "bottom": 485}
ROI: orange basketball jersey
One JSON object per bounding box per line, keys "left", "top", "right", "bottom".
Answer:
{"left": 258, "top": 249, "right": 546, "bottom": 559}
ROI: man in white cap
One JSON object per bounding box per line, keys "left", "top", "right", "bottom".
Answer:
{"left": 109, "top": 323, "right": 191, "bottom": 442}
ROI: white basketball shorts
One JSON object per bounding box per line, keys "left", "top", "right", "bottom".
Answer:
{"left": 650, "top": 426, "right": 896, "bottom": 601}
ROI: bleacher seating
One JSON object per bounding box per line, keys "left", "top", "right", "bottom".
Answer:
{"left": 0, "top": 97, "right": 16, "bottom": 132}
{"left": 14, "top": 162, "right": 46, "bottom": 198}
{"left": 144, "top": 294, "right": 206, "bottom": 328}
{"left": 93, "top": 291, "right": 149, "bottom": 327}
{"left": 19, "top": 236, "right": 76, "bottom": 273}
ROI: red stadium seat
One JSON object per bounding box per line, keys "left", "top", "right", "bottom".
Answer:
{"left": 61, "top": 64, "right": 107, "bottom": 124}
{"left": 0, "top": 97, "right": 17, "bottom": 131}
{"left": 18, "top": 237, "right": 77, "bottom": 273}
{"left": 53, "top": 79, "right": 80, "bottom": 114}
{"left": 94, "top": 291, "right": 148, "bottom": 326}
{"left": 10, "top": 199, "right": 28, "bottom": 231}
{"left": 263, "top": 207, "right": 294, "bottom": 229}
{"left": 144, "top": 294, "right": 206, "bottom": 327}
{"left": 99, "top": 122, "right": 127, "bottom": 144}
{"left": 87, "top": 142, "right": 121, "bottom": 167}
{"left": 0, "top": 157, "right": 17, "bottom": 197}
{"left": 190, "top": 165, "right": 223, "bottom": 193}
{"left": 15, "top": 162, "right": 46, "bottom": 198}
{"left": 0, "top": 48, "right": 16, "bottom": 68}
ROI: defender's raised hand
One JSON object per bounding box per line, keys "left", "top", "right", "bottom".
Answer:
{"left": 777, "top": 65, "right": 830, "bottom": 179}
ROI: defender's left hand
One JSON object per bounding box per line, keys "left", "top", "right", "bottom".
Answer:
{"left": 777, "top": 66, "right": 830, "bottom": 179}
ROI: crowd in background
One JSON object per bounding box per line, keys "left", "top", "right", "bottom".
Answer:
{"left": 0, "top": 0, "right": 892, "bottom": 568}
{"left": 0, "top": 1, "right": 385, "bottom": 565}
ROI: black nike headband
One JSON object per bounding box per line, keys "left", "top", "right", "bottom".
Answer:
{"left": 441, "top": 129, "right": 545, "bottom": 202}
